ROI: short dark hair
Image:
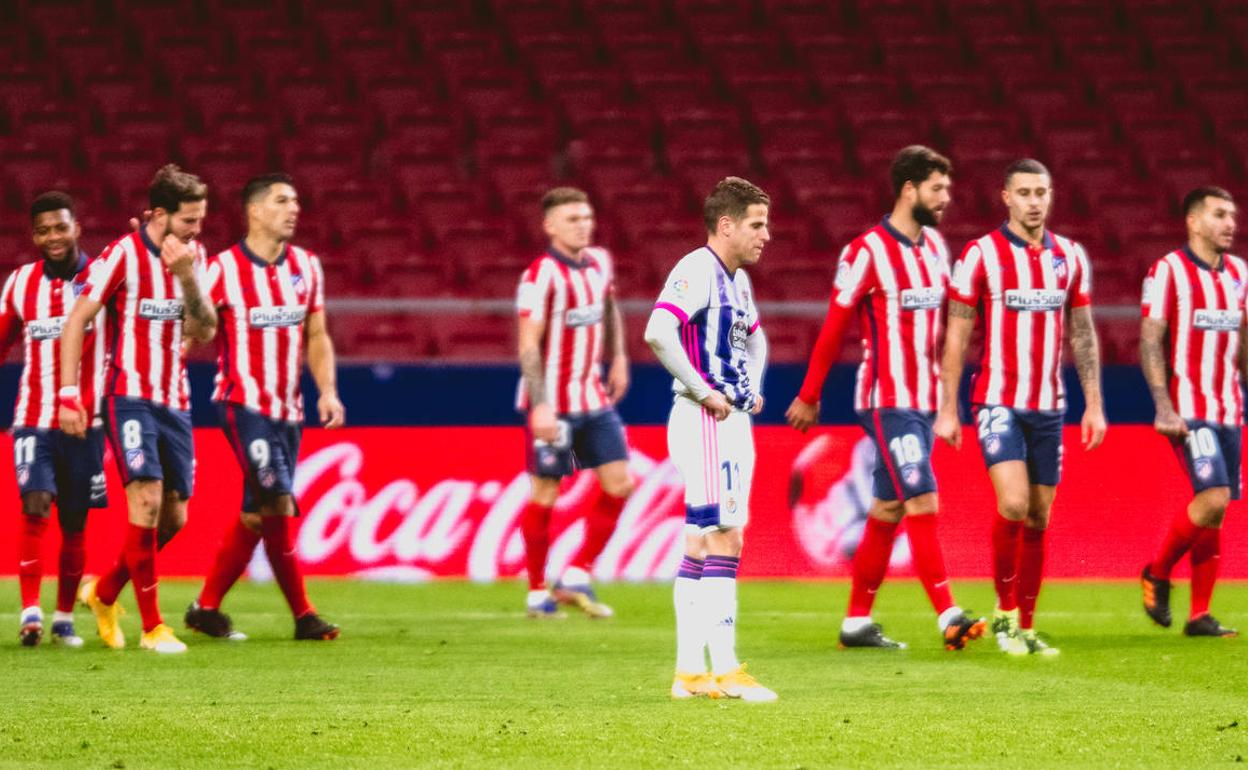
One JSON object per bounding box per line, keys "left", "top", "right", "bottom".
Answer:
{"left": 148, "top": 163, "right": 207, "bottom": 213}
{"left": 1182, "top": 186, "right": 1234, "bottom": 217}
{"left": 30, "top": 190, "right": 75, "bottom": 220}
{"left": 243, "top": 172, "right": 296, "bottom": 206}
{"left": 1004, "top": 158, "right": 1051, "bottom": 187}
{"left": 541, "top": 186, "right": 589, "bottom": 214}
{"left": 889, "top": 145, "right": 952, "bottom": 198}
{"left": 703, "top": 176, "right": 770, "bottom": 233}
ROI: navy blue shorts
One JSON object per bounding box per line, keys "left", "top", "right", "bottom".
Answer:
{"left": 1177, "top": 421, "right": 1242, "bottom": 499}
{"left": 103, "top": 396, "right": 195, "bottom": 499}
{"left": 219, "top": 402, "right": 302, "bottom": 512}
{"left": 858, "top": 409, "right": 937, "bottom": 502}
{"left": 11, "top": 427, "right": 108, "bottom": 512}
{"left": 524, "top": 408, "right": 629, "bottom": 479}
{"left": 974, "top": 405, "right": 1063, "bottom": 486}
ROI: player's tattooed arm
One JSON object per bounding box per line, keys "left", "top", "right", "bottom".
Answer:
{"left": 934, "top": 300, "right": 977, "bottom": 448}
{"left": 179, "top": 276, "right": 217, "bottom": 342}
{"left": 1238, "top": 318, "right": 1248, "bottom": 383}
{"left": 517, "top": 315, "right": 548, "bottom": 407}
{"left": 1140, "top": 317, "right": 1185, "bottom": 437}
{"left": 1069, "top": 305, "right": 1103, "bottom": 406}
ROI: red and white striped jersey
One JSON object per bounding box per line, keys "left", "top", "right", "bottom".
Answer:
{"left": 515, "top": 246, "right": 614, "bottom": 416}
{"left": 0, "top": 254, "right": 106, "bottom": 429}
{"left": 82, "top": 230, "right": 207, "bottom": 412}
{"left": 1141, "top": 246, "right": 1248, "bottom": 426}
{"left": 204, "top": 241, "right": 326, "bottom": 423}
{"left": 950, "top": 226, "right": 1092, "bottom": 412}
{"left": 832, "top": 219, "right": 950, "bottom": 412}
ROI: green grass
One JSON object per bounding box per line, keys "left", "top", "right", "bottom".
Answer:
{"left": 1, "top": 579, "right": 1246, "bottom": 769}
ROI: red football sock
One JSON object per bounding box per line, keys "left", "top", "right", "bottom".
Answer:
{"left": 520, "top": 501, "right": 554, "bottom": 591}
{"left": 1017, "top": 527, "right": 1046, "bottom": 630}
{"left": 199, "top": 518, "right": 262, "bottom": 610}
{"left": 18, "top": 514, "right": 48, "bottom": 609}
{"left": 571, "top": 492, "right": 626, "bottom": 572}
{"left": 123, "top": 524, "right": 162, "bottom": 632}
{"left": 260, "top": 516, "right": 312, "bottom": 618}
{"left": 99, "top": 526, "right": 179, "bottom": 603}
{"left": 905, "top": 513, "right": 955, "bottom": 615}
{"left": 992, "top": 517, "right": 1024, "bottom": 612}
{"left": 56, "top": 530, "right": 86, "bottom": 614}
{"left": 847, "top": 516, "right": 898, "bottom": 617}
{"left": 1151, "top": 509, "right": 1200, "bottom": 580}
{"left": 1189, "top": 526, "right": 1221, "bottom": 620}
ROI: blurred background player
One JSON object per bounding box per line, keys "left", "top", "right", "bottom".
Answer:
{"left": 185, "top": 173, "right": 343, "bottom": 642}
{"left": 1139, "top": 187, "right": 1244, "bottom": 639}
{"left": 5, "top": 192, "right": 108, "bottom": 647}
{"left": 515, "top": 187, "right": 633, "bottom": 619}
{"left": 936, "top": 159, "right": 1106, "bottom": 657}
{"left": 646, "top": 177, "right": 776, "bottom": 702}
{"left": 60, "top": 164, "right": 218, "bottom": 654}
{"left": 786, "top": 146, "right": 985, "bottom": 651}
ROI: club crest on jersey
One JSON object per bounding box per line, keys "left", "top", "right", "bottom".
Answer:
{"left": 249, "top": 306, "right": 307, "bottom": 328}
{"left": 565, "top": 303, "right": 603, "bottom": 327}
{"left": 670, "top": 278, "right": 689, "bottom": 297}
{"left": 730, "top": 320, "right": 749, "bottom": 350}
{"left": 27, "top": 316, "right": 66, "bottom": 341}
{"left": 1052, "top": 256, "right": 1067, "bottom": 280}
{"left": 1193, "top": 309, "right": 1242, "bottom": 331}
{"left": 15, "top": 465, "right": 29, "bottom": 487}
{"left": 70, "top": 280, "right": 86, "bottom": 297}
{"left": 125, "top": 449, "right": 145, "bottom": 471}
{"left": 901, "top": 464, "right": 921, "bottom": 488}
{"left": 291, "top": 273, "right": 308, "bottom": 299}
{"left": 138, "top": 298, "right": 184, "bottom": 320}
{"left": 985, "top": 434, "right": 1002, "bottom": 456}
{"left": 1004, "top": 289, "right": 1065, "bottom": 312}
{"left": 900, "top": 287, "right": 943, "bottom": 311}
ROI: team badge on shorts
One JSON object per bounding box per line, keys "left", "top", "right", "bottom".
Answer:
{"left": 126, "top": 448, "right": 145, "bottom": 471}
{"left": 1195, "top": 459, "right": 1213, "bottom": 481}
{"left": 985, "top": 434, "right": 1001, "bottom": 456}
{"left": 258, "top": 467, "right": 277, "bottom": 489}
{"left": 902, "top": 464, "right": 921, "bottom": 488}
{"left": 725, "top": 497, "right": 738, "bottom": 514}
{"left": 15, "top": 465, "right": 29, "bottom": 486}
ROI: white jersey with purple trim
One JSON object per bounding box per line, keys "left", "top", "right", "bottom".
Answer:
{"left": 653, "top": 246, "right": 762, "bottom": 410}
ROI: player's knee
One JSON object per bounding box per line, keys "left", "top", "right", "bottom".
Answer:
{"left": 871, "top": 499, "right": 904, "bottom": 524}
{"left": 128, "top": 482, "right": 163, "bottom": 520}
{"left": 998, "top": 494, "right": 1029, "bottom": 521}
{"left": 1191, "top": 488, "right": 1230, "bottom": 525}
{"left": 57, "top": 506, "right": 88, "bottom": 535}
{"left": 21, "top": 491, "right": 52, "bottom": 519}
{"left": 602, "top": 478, "right": 634, "bottom": 499}
{"left": 267, "top": 496, "right": 297, "bottom": 518}
{"left": 903, "top": 493, "right": 939, "bottom": 516}
{"left": 1025, "top": 510, "right": 1050, "bottom": 531}
{"left": 529, "top": 477, "right": 559, "bottom": 507}
{"left": 706, "top": 526, "right": 743, "bottom": 557}
{"left": 240, "top": 512, "right": 264, "bottom": 532}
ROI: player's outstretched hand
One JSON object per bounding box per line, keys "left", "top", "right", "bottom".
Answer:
{"left": 1081, "top": 407, "right": 1107, "bottom": 450}
{"left": 933, "top": 408, "right": 962, "bottom": 450}
{"left": 700, "top": 391, "right": 732, "bottom": 421}
{"left": 159, "top": 234, "right": 194, "bottom": 277}
{"left": 529, "top": 402, "right": 559, "bottom": 442}
{"left": 784, "top": 397, "right": 818, "bottom": 432}
{"left": 318, "top": 391, "right": 346, "bottom": 429}
{"left": 1153, "top": 409, "right": 1187, "bottom": 440}
{"left": 605, "top": 356, "right": 630, "bottom": 404}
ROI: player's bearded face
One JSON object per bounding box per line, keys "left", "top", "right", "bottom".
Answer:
{"left": 912, "top": 173, "right": 951, "bottom": 227}
{"left": 163, "top": 200, "right": 207, "bottom": 243}
{"left": 32, "top": 210, "right": 79, "bottom": 263}
{"left": 1196, "top": 200, "right": 1237, "bottom": 253}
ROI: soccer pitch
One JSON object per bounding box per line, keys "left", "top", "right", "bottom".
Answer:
{"left": 1, "top": 579, "right": 1245, "bottom": 769}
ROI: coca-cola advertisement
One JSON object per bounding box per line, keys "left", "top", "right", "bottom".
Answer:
{"left": 1, "top": 426, "right": 1246, "bottom": 579}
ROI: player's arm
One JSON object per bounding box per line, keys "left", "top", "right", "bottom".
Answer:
{"left": 601, "top": 287, "right": 629, "bottom": 403}
{"left": 518, "top": 313, "right": 560, "bottom": 441}
{"left": 1069, "top": 304, "right": 1106, "bottom": 450}
{"left": 1140, "top": 317, "right": 1184, "bottom": 438}
{"left": 305, "top": 309, "right": 344, "bottom": 429}
{"left": 744, "top": 326, "right": 767, "bottom": 415}
{"left": 643, "top": 308, "right": 730, "bottom": 420}
{"left": 0, "top": 272, "right": 23, "bottom": 363}
{"left": 934, "top": 300, "right": 976, "bottom": 449}
{"left": 57, "top": 294, "right": 103, "bottom": 437}
{"left": 1239, "top": 316, "right": 1248, "bottom": 386}
{"left": 161, "top": 236, "right": 216, "bottom": 342}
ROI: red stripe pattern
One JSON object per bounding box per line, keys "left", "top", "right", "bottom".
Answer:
{"left": 82, "top": 232, "right": 206, "bottom": 411}
{"left": 0, "top": 258, "right": 106, "bottom": 428}
{"left": 832, "top": 223, "right": 950, "bottom": 412}
{"left": 950, "top": 227, "right": 1092, "bottom": 411}
{"left": 1142, "top": 248, "right": 1248, "bottom": 426}
{"left": 515, "top": 247, "right": 612, "bottom": 415}
{"left": 205, "top": 243, "right": 326, "bottom": 423}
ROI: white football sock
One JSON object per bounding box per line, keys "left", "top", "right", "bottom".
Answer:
{"left": 938, "top": 606, "right": 963, "bottom": 631}
{"left": 560, "top": 565, "right": 591, "bottom": 586}
{"left": 703, "top": 574, "right": 740, "bottom": 675}
{"left": 673, "top": 576, "right": 705, "bottom": 673}
{"left": 842, "top": 616, "right": 872, "bottom": 633}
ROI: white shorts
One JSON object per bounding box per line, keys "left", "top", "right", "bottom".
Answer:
{"left": 666, "top": 395, "right": 755, "bottom": 532}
